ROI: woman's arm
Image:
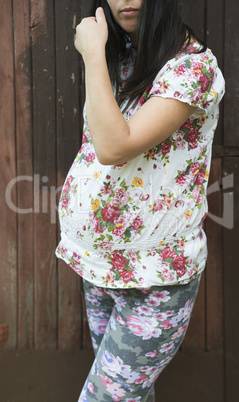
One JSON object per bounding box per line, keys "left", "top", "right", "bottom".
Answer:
{"left": 75, "top": 8, "right": 195, "bottom": 165}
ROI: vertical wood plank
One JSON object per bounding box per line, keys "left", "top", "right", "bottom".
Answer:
{"left": 224, "top": 0, "right": 239, "bottom": 146}
{"left": 0, "top": 0, "right": 17, "bottom": 349}
{"left": 13, "top": 0, "right": 34, "bottom": 349}
{"left": 181, "top": 0, "right": 206, "bottom": 40}
{"left": 223, "top": 157, "right": 239, "bottom": 401}
{"left": 31, "top": 0, "right": 57, "bottom": 348}
{"left": 205, "top": 158, "right": 224, "bottom": 352}
{"left": 181, "top": 271, "right": 206, "bottom": 350}
{"left": 206, "top": 0, "right": 225, "bottom": 145}
{"left": 55, "top": 0, "right": 83, "bottom": 349}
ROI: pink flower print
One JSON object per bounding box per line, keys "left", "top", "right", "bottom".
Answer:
{"left": 160, "top": 341, "right": 175, "bottom": 354}
{"left": 101, "top": 351, "right": 130, "bottom": 379}
{"left": 121, "top": 370, "right": 141, "bottom": 384}
{"left": 125, "top": 397, "right": 142, "bottom": 402}
{"left": 142, "top": 193, "right": 150, "bottom": 201}
{"left": 192, "top": 61, "right": 204, "bottom": 76}
{"left": 133, "top": 305, "right": 154, "bottom": 316}
{"left": 117, "top": 315, "right": 126, "bottom": 326}
{"left": 87, "top": 382, "right": 94, "bottom": 394}
{"left": 90, "top": 215, "right": 104, "bottom": 234}
{"left": 63, "top": 175, "right": 73, "bottom": 194}
{"left": 112, "top": 188, "right": 130, "bottom": 207}
{"left": 174, "top": 64, "right": 186, "bottom": 76}
{"left": 153, "top": 312, "right": 167, "bottom": 321}
{"left": 192, "top": 187, "right": 201, "bottom": 202}
{"left": 107, "top": 381, "right": 126, "bottom": 399}
{"left": 161, "top": 247, "right": 176, "bottom": 260}
{"left": 72, "top": 252, "right": 81, "bottom": 264}
{"left": 145, "top": 350, "right": 157, "bottom": 358}
{"left": 61, "top": 194, "right": 69, "bottom": 208}
{"left": 112, "top": 215, "right": 127, "bottom": 237}
{"left": 132, "top": 215, "right": 143, "bottom": 231}
{"left": 111, "top": 251, "right": 128, "bottom": 271}
{"left": 146, "top": 148, "right": 155, "bottom": 159}
{"left": 171, "top": 323, "right": 188, "bottom": 340}
{"left": 186, "top": 128, "right": 199, "bottom": 149}
{"left": 199, "top": 73, "right": 211, "bottom": 92}
{"left": 195, "top": 169, "right": 206, "bottom": 185}
{"left": 102, "top": 203, "right": 121, "bottom": 222}
{"left": 88, "top": 317, "right": 109, "bottom": 336}
{"left": 153, "top": 199, "right": 163, "bottom": 212}
{"left": 114, "top": 162, "right": 127, "bottom": 168}
{"left": 100, "top": 183, "right": 112, "bottom": 195}
{"left": 175, "top": 133, "right": 185, "bottom": 150}
{"left": 126, "top": 316, "right": 162, "bottom": 340}
{"left": 86, "top": 294, "right": 100, "bottom": 306}
{"left": 85, "top": 152, "right": 95, "bottom": 162}
{"left": 178, "top": 300, "right": 194, "bottom": 322}
{"left": 135, "top": 374, "right": 148, "bottom": 384}
{"left": 119, "top": 269, "right": 135, "bottom": 283}
{"left": 105, "top": 271, "right": 115, "bottom": 285}
{"left": 161, "top": 268, "right": 175, "bottom": 282}
{"left": 90, "top": 286, "right": 106, "bottom": 297}
{"left": 141, "top": 365, "right": 158, "bottom": 375}
{"left": 172, "top": 254, "right": 187, "bottom": 277}
{"left": 161, "top": 142, "right": 171, "bottom": 155}
{"left": 146, "top": 290, "right": 171, "bottom": 306}
{"left": 81, "top": 132, "right": 87, "bottom": 144}
{"left": 160, "top": 319, "right": 172, "bottom": 329}
{"left": 176, "top": 173, "right": 187, "bottom": 186}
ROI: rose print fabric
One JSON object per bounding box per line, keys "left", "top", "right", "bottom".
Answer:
{"left": 55, "top": 43, "right": 225, "bottom": 288}
{"left": 78, "top": 274, "right": 201, "bottom": 401}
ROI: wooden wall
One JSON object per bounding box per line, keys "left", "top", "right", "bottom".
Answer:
{"left": 0, "top": 0, "right": 238, "bottom": 401}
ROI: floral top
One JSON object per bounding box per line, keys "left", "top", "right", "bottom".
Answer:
{"left": 55, "top": 43, "right": 225, "bottom": 289}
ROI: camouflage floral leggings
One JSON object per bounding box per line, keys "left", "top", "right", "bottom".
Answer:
{"left": 78, "top": 274, "right": 201, "bottom": 402}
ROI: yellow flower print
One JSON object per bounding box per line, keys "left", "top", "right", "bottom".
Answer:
{"left": 177, "top": 239, "right": 185, "bottom": 247}
{"left": 62, "top": 212, "right": 65, "bottom": 218}
{"left": 210, "top": 90, "right": 218, "bottom": 99}
{"left": 159, "top": 241, "right": 165, "bottom": 247}
{"left": 205, "top": 169, "right": 210, "bottom": 180}
{"left": 85, "top": 251, "right": 89, "bottom": 257}
{"left": 132, "top": 177, "right": 144, "bottom": 187}
{"left": 92, "top": 199, "right": 100, "bottom": 211}
{"left": 185, "top": 210, "right": 193, "bottom": 220}
{"left": 93, "top": 171, "right": 100, "bottom": 179}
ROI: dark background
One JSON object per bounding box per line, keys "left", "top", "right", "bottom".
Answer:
{"left": 0, "top": 0, "right": 238, "bottom": 401}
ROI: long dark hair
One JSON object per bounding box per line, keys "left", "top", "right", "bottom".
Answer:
{"left": 86, "top": 0, "right": 207, "bottom": 109}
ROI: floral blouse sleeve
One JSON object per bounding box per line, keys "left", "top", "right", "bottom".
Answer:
{"left": 148, "top": 45, "right": 225, "bottom": 115}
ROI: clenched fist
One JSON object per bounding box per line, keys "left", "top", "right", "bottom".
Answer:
{"left": 74, "top": 7, "right": 108, "bottom": 61}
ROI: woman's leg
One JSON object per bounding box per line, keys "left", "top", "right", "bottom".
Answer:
{"left": 79, "top": 274, "right": 201, "bottom": 402}
{"left": 83, "top": 279, "right": 115, "bottom": 355}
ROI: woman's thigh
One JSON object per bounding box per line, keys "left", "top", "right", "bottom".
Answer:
{"left": 79, "top": 274, "right": 201, "bottom": 402}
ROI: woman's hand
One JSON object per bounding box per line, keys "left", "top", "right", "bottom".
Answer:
{"left": 74, "top": 7, "right": 108, "bottom": 61}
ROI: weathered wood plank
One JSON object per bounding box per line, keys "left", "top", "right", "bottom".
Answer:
{"left": 13, "top": 0, "right": 34, "bottom": 349}
{"left": 55, "top": 0, "right": 83, "bottom": 349}
{"left": 0, "top": 0, "right": 17, "bottom": 349}
{"left": 223, "top": 157, "right": 239, "bottom": 402}
{"left": 181, "top": 0, "right": 206, "bottom": 40}
{"left": 224, "top": 0, "right": 239, "bottom": 146}
{"left": 206, "top": 157, "right": 224, "bottom": 351}
{"left": 182, "top": 271, "right": 206, "bottom": 350}
{"left": 206, "top": 0, "right": 224, "bottom": 145}
{"left": 30, "top": 0, "right": 57, "bottom": 348}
